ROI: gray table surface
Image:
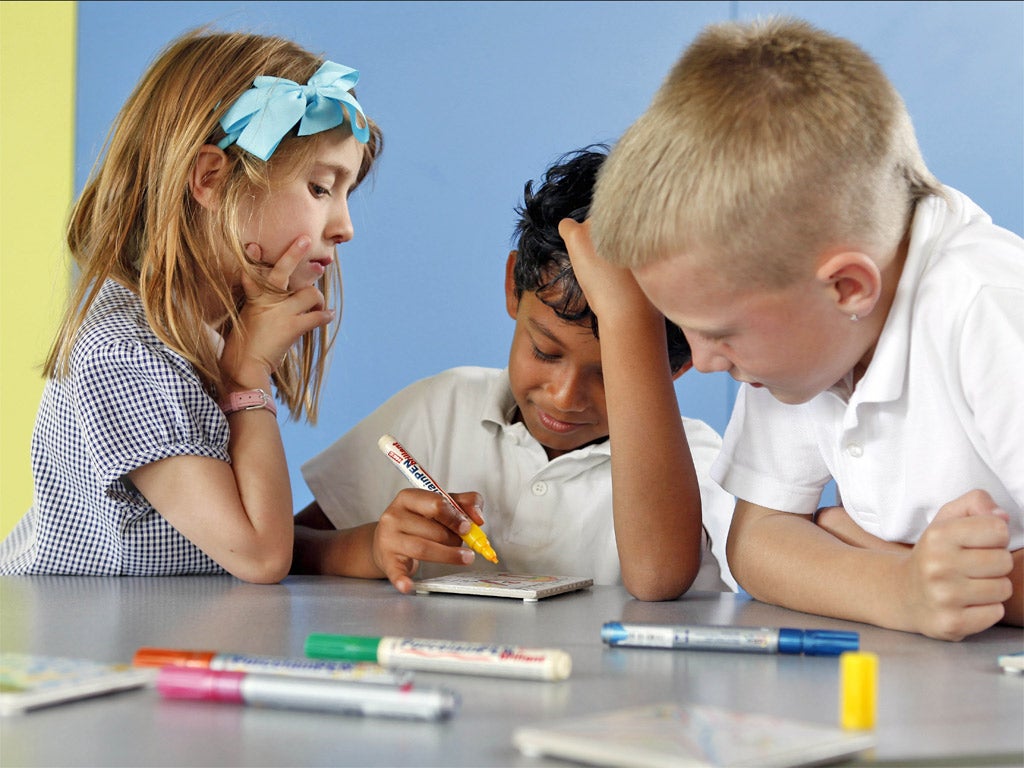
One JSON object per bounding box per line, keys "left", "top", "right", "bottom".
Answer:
{"left": 1, "top": 575, "right": 1021, "bottom": 767}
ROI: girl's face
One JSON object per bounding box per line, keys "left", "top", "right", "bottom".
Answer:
{"left": 239, "top": 130, "right": 364, "bottom": 291}
{"left": 635, "top": 253, "right": 860, "bottom": 405}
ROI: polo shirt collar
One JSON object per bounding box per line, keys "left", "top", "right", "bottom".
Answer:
{"left": 480, "top": 368, "right": 611, "bottom": 458}
{"left": 846, "top": 189, "right": 966, "bottom": 409}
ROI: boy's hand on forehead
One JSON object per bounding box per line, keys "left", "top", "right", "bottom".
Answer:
{"left": 558, "top": 219, "right": 655, "bottom": 323}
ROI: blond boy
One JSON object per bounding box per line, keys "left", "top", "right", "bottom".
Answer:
{"left": 584, "top": 16, "right": 1023, "bottom": 640}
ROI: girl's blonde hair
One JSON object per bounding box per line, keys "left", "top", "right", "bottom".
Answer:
{"left": 48, "top": 28, "right": 383, "bottom": 422}
{"left": 591, "top": 16, "right": 941, "bottom": 287}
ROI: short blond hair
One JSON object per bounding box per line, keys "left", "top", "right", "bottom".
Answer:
{"left": 591, "top": 16, "right": 941, "bottom": 286}
{"left": 49, "top": 28, "right": 383, "bottom": 422}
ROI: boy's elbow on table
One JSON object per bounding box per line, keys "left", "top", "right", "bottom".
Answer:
{"left": 622, "top": 560, "right": 700, "bottom": 602}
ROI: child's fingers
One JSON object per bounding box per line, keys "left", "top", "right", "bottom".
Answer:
{"left": 376, "top": 532, "right": 474, "bottom": 586}
{"left": 267, "top": 236, "right": 311, "bottom": 290}
{"left": 380, "top": 490, "right": 468, "bottom": 546}
{"left": 934, "top": 489, "right": 1005, "bottom": 521}
{"left": 958, "top": 547, "right": 1014, "bottom": 580}
{"left": 558, "top": 218, "right": 591, "bottom": 254}
{"left": 409, "top": 491, "right": 476, "bottom": 537}
{"left": 261, "top": 285, "right": 333, "bottom": 337}
{"left": 383, "top": 562, "right": 417, "bottom": 595}
{"left": 927, "top": 511, "right": 1010, "bottom": 551}
{"left": 945, "top": 603, "right": 1007, "bottom": 640}
{"left": 287, "top": 283, "right": 327, "bottom": 314}
{"left": 449, "top": 492, "right": 486, "bottom": 527}
{"left": 964, "top": 573, "right": 1014, "bottom": 606}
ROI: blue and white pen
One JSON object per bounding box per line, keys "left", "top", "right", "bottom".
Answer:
{"left": 601, "top": 622, "right": 859, "bottom": 656}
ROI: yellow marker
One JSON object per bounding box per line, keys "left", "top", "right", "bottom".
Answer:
{"left": 840, "top": 650, "right": 878, "bottom": 730}
{"left": 377, "top": 434, "right": 499, "bottom": 564}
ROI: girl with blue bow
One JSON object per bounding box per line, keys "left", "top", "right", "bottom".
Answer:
{"left": 0, "top": 28, "right": 383, "bottom": 582}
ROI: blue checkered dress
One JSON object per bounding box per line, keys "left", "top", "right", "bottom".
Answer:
{"left": 1, "top": 280, "right": 230, "bottom": 575}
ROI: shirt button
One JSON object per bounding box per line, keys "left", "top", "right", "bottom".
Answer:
{"left": 847, "top": 442, "right": 864, "bottom": 458}
{"left": 532, "top": 481, "right": 548, "bottom": 496}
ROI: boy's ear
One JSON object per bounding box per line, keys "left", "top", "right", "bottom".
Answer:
{"left": 504, "top": 250, "right": 520, "bottom": 319}
{"left": 189, "top": 144, "right": 230, "bottom": 211}
{"left": 815, "top": 251, "right": 882, "bottom": 320}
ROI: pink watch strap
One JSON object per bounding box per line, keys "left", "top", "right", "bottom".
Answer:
{"left": 219, "top": 388, "right": 277, "bottom": 417}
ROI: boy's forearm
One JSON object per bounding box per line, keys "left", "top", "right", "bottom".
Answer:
{"left": 291, "top": 523, "right": 383, "bottom": 578}
{"left": 728, "top": 501, "right": 924, "bottom": 631}
{"left": 603, "top": 313, "right": 702, "bottom": 601}
{"left": 729, "top": 501, "right": 1017, "bottom": 640}
{"left": 814, "top": 505, "right": 909, "bottom": 552}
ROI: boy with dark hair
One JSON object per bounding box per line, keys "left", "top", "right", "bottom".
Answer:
{"left": 293, "top": 145, "right": 736, "bottom": 599}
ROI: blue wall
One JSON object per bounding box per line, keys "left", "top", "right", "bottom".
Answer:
{"left": 76, "top": 1, "right": 1024, "bottom": 513}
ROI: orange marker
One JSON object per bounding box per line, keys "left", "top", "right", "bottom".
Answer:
{"left": 377, "top": 434, "right": 499, "bottom": 564}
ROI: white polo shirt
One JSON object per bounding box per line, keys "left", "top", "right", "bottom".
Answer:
{"left": 712, "top": 187, "right": 1024, "bottom": 549}
{"left": 303, "top": 366, "right": 737, "bottom": 590}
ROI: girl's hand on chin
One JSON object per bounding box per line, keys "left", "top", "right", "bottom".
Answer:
{"left": 223, "top": 236, "right": 335, "bottom": 387}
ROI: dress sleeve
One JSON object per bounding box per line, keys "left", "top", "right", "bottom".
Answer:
{"left": 70, "top": 335, "right": 230, "bottom": 500}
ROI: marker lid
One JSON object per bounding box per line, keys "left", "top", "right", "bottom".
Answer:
{"left": 157, "top": 666, "right": 245, "bottom": 703}
{"left": 840, "top": 651, "right": 878, "bottom": 730}
{"left": 778, "top": 629, "right": 860, "bottom": 656}
{"left": 305, "top": 634, "right": 381, "bottom": 662}
{"left": 134, "top": 648, "right": 216, "bottom": 668}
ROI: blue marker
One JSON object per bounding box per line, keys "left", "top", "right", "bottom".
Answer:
{"left": 601, "top": 622, "right": 859, "bottom": 656}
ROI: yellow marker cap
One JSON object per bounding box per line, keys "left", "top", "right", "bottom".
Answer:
{"left": 840, "top": 650, "right": 878, "bottom": 730}
{"left": 463, "top": 523, "right": 499, "bottom": 564}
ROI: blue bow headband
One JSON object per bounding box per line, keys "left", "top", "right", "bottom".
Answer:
{"left": 217, "top": 61, "right": 369, "bottom": 161}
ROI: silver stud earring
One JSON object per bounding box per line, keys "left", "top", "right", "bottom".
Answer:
{"left": 850, "top": 313, "right": 859, "bottom": 322}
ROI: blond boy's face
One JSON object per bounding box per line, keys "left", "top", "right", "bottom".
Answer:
{"left": 505, "top": 282, "right": 609, "bottom": 462}
{"left": 634, "top": 254, "right": 855, "bottom": 405}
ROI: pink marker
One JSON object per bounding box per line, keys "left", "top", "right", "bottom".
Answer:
{"left": 156, "top": 666, "right": 457, "bottom": 721}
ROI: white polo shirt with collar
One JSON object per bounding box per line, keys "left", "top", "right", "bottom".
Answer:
{"left": 303, "top": 365, "right": 737, "bottom": 590}
{"left": 712, "top": 187, "right": 1024, "bottom": 549}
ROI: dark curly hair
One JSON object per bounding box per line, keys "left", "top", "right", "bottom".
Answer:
{"left": 512, "top": 145, "right": 691, "bottom": 372}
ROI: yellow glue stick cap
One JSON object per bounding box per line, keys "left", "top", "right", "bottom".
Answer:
{"left": 840, "top": 650, "right": 878, "bottom": 730}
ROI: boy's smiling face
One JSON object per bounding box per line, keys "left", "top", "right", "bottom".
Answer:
{"left": 504, "top": 253, "right": 609, "bottom": 460}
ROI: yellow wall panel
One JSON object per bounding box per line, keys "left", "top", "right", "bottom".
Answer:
{"left": 0, "top": 1, "right": 76, "bottom": 536}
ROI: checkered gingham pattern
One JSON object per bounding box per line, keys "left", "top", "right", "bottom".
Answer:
{"left": 1, "top": 280, "right": 231, "bottom": 575}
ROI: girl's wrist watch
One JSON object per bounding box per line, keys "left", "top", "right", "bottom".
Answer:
{"left": 219, "top": 388, "right": 277, "bottom": 417}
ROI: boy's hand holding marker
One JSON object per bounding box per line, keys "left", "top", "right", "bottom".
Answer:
{"left": 372, "top": 435, "right": 498, "bottom": 594}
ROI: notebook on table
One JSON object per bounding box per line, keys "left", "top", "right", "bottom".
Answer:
{"left": 414, "top": 572, "right": 593, "bottom": 602}
{"left": 513, "top": 701, "right": 877, "bottom": 767}
{"left": 1, "top": 653, "right": 154, "bottom": 715}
